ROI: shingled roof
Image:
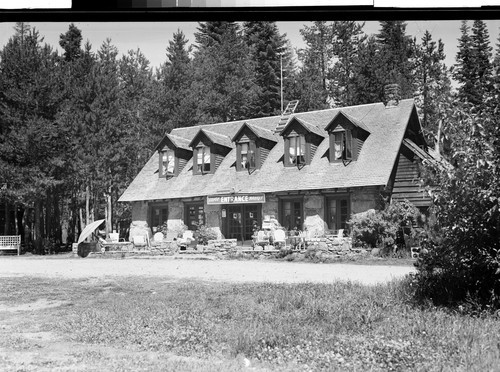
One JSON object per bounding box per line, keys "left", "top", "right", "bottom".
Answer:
{"left": 155, "top": 133, "right": 191, "bottom": 152}
{"left": 281, "top": 116, "right": 326, "bottom": 138}
{"left": 119, "top": 99, "right": 419, "bottom": 202}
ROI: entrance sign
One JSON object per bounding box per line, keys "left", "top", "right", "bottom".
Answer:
{"left": 207, "top": 193, "right": 266, "bottom": 205}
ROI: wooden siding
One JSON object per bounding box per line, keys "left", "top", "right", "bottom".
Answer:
{"left": 260, "top": 146, "right": 270, "bottom": 166}
{"left": 310, "top": 143, "right": 318, "bottom": 161}
{"left": 391, "top": 152, "right": 432, "bottom": 207}
{"left": 214, "top": 153, "right": 224, "bottom": 171}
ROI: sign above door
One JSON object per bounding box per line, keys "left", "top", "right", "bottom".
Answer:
{"left": 207, "top": 193, "right": 266, "bottom": 205}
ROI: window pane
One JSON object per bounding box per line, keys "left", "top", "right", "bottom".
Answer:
{"left": 241, "top": 143, "right": 248, "bottom": 154}
{"left": 197, "top": 149, "right": 203, "bottom": 171}
{"left": 334, "top": 133, "right": 343, "bottom": 160}
{"left": 298, "top": 135, "right": 305, "bottom": 156}
{"left": 340, "top": 199, "right": 348, "bottom": 229}
{"left": 329, "top": 200, "right": 337, "bottom": 230}
{"left": 345, "top": 131, "right": 352, "bottom": 160}
{"left": 166, "top": 150, "right": 174, "bottom": 174}
{"left": 203, "top": 148, "right": 211, "bottom": 164}
{"left": 197, "top": 147, "right": 211, "bottom": 173}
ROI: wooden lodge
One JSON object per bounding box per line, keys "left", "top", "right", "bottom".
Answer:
{"left": 119, "top": 97, "right": 439, "bottom": 243}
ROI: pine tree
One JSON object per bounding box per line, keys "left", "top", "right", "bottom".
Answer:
{"left": 59, "top": 23, "right": 82, "bottom": 62}
{"left": 157, "top": 30, "right": 196, "bottom": 131}
{"left": 0, "top": 24, "right": 67, "bottom": 252}
{"left": 299, "top": 21, "right": 333, "bottom": 94}
{"left": 376, "top": 21, "right": 416, "bottom": 99}
{"left": 191, "top": 24, "right": 259, "bottom": 123}
{"left": 351, "top": 36, "right": 387, "bottom": 104}
{"left": 194, "top": 21, "right": 239, "bottom": 49}
{"left": 454, "top": 21, "right": 475, "bottom": 103}
{"left": 470, "top": 20, "right": 493, "bottom": 106}
{"left": 414, "top": 30, "right": 451, "bottom": 148}
{"left": 328, "top": 21, "right": 367, "bottom": 106}
{"left": 243, "top": 21, "right": 288, "bottom": 116}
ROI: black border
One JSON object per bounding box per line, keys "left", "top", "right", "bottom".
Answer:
{"left": 1, "top": 7, "right": 500, "bottom": 22}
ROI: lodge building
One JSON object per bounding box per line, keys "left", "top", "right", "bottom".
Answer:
{"left": 119, "top": 97, "right": 436, "bottom": 243}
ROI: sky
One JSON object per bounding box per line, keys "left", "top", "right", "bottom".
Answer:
{"left": 0, "top": 20, "right": 500, "bottom": 72}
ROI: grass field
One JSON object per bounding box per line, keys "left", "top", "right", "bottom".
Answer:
{"left": 1, "top": 275, "right": 499, "bottom": 371}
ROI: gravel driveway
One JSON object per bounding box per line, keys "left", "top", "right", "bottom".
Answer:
{"left": 0, "top": 256, "right": 414, "bottom": 285}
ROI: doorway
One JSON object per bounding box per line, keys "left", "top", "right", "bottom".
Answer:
{"left": 224, "top": 204, "right": 261, "bottom": 243}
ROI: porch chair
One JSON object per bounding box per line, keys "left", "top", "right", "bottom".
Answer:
{"left": 132, "top": 235, "right": 148, "bottom": 249}
{"left": 273, "top": 229, "right": 287, "bottom": 249}
{"left": 178, "top": 230, "right": 195, "bottom": 250}
{"left": 332, "top": 229, "right": 345, "bottom": 246}
{"left": 254, "top": 230, "right": 269, "bottom": 249}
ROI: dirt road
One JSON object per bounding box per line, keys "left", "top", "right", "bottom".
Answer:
{"left": 0, "top": 256, "right": 414, "bottom": 285}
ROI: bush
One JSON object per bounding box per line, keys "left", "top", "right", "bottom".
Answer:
{"left": 193, "top": 224, "right": 218, "bottom": 245}
{"left": 412, "top": 100, "right": 500, "bottom": 311}
{"left": 349, "top": 200, "right": 423, "bottom": 250}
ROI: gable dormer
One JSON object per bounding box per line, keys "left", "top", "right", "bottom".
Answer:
{"left": 280, "top": 116, "right": 325, "bottom": 167}
{"left": 189, "top": 129, "right": 232, "bottom": 175}
{"left": 231, "top": 122, "right": 277, "bottom": 171}
{"left": 155, "top": 134, "right": 192, "bottom": 178}
{"left": 325, "top": 111, "right": 370, "bottom": 163}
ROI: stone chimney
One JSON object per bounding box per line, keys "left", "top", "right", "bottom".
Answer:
{"left": 384, "top": 84, "right": 401, "bottom": 108}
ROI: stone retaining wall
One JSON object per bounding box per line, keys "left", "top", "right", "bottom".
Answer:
{"left": 88, "top": 237, "right": 370, "bottom": 261}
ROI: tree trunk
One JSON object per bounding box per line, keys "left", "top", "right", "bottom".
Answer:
{"left": 106, "top": 186, "right": 112, "bottom": 238}
{"left": 79, "top": 207, "right": 85, "bottom": 234}
{"left": 436, "top": 118, "right": 443, "bottom": 156}
{"left": 85, "top": 184, "right": 90, "bottom": 225}
{"left": 4, "top": 200, "right": 9, "bottom": 234}
{"left": 14, "top": 202, "right": 18, "bottom": 235}
{"left": 34, "top": 200, "right": 42, "bottom": 254}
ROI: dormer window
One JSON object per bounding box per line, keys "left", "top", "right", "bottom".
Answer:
{"left": 190, "top": 129, "right": 232, "bottom": 175}
{"left": 287, "top": 134, "right": 306, "bottom": 166}
{"left": 280, "top": 117, "right": 325, "bottom": 168}
{"left": 332, "top": 130, "right": 352, "bottom": 161}
{"left": 161, "top": 149, "right": 175, "bottom": 176}
{"left": 196, "top": 146, "right": 211, "bottom": 174}
{"left": 232, "top": 122, "right": 277, "bottom": 172}
{"left": 326, "top": 111, "right": 371, "bottom": 163}
{"left": 237, "top": 141, "right": 257, "bottom": 171}
{"left": 155, "top": 133, "right": 192, "bottom": 178}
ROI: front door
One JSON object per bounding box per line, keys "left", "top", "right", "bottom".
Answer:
{"left": 224, "top": 204, "right": 261, "bottom": 242}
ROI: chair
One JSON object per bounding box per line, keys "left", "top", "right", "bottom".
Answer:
{"left": 178, "top": 230, "right": 195, "bottom": 249}
{"left": 132, "top": 235, "right": 148, "bottom": 249}
{"left": 273, "top": 229, "right": 286, "bottom": 249}
{"left": 254, "top": 230, "right": 269, "bottom": 249}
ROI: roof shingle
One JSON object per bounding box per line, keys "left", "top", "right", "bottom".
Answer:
{"left": 119, "top": 99, "right": 418, "bottom": 202}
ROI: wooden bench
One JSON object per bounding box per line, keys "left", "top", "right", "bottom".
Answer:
{"left": 0, "top": 235, "right": 21, "bottom": 255}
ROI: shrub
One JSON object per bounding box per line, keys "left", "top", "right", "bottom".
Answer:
{"left": 348, "top": 200, "right": 423, "bottom": 250}
{"left": 193, "top": 224, "right": 218, "bottom": 245}
{"left": 412, "top": 100, "right": 500, "bottom": 311}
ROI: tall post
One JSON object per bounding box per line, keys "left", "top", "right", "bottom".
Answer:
{"left": 280, "top": 53, "right": 284, "bottom": 114}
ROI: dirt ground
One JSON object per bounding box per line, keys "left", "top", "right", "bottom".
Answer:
{"left": 0, "top": 255, "right": 414, "bottom": 285}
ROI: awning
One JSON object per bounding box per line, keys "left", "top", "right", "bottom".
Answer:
{"left": 77, "top": 219, "right": 105, "bottom": 244}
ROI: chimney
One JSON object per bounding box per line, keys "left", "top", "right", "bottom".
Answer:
{"left": 384, "top": 84, "right": 401, "bottom": 108}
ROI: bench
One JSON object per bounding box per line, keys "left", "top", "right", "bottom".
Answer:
{"left": 0, "top": 235, "right": 21, "bottom": 255}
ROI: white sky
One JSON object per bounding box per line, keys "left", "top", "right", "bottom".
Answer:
{"left": 0, "top": 20, "right": 499, "bottom": 71}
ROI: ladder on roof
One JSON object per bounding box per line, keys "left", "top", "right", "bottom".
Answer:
{"left": 274, "top": 100, "right": 299, "bottom": 133}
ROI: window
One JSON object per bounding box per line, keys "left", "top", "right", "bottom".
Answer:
{"left": 237, "top": 141, "right": 256, "bottom": 171}
{"left": 332, "top": 131, "right": 352, "bottom": 161}
{"left": 280, "top": 198, "right": 303, "bottom": 231}
{"left": 196, "top": 146, "right": 211, "bottom": 174}
{"left": 184, "top": 202, "right": 205, "bottom": 230}
{"left": 161, "top": 149, "right": 175, "bottom": 176}
{"left": 326, "top": 197, "right": 350, "bottom": 232}
{"left": 286, "top": 135, "right": 306, "bottom": 166}
{"left": 150, "top": 205, "right": 168, "bottom": 230}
